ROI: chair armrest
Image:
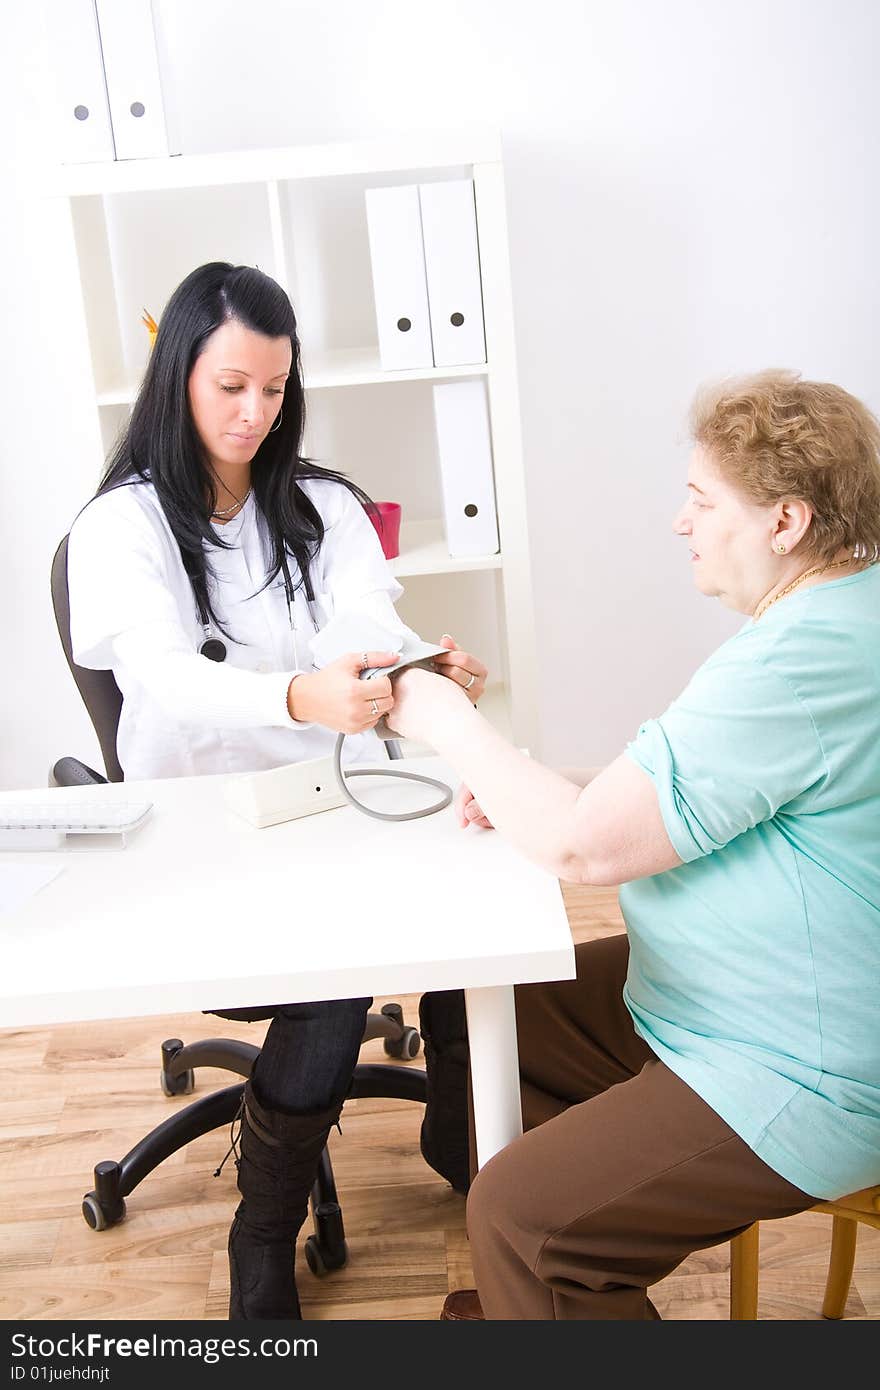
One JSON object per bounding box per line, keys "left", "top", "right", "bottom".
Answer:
{"left": 51, "top": 756, "right": 109, "bottom": 787}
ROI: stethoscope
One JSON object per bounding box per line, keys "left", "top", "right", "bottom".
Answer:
{"left": 196, "top": 554, "right": 318, "bottom": 667}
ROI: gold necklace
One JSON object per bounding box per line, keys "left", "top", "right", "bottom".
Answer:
{"left": 211, "top": 487, "right": 251, "bottom": 519}
{"left": 752, "top": 559, "right": 852, "bottom": 622}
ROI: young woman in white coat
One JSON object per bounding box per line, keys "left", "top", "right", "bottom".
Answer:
{"left": 66, "top": 261, "right": 486, "bottom": 1319}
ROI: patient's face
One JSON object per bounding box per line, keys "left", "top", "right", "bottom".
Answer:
{"left": 187, "top": 319, "right": 291, "bottom": 477}
{"left": 671, "top": 447, "right": 779, "bottom": 614}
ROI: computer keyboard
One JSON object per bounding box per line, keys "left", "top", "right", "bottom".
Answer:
{"left": 0, "top": 798, "right": 153, "bottom": 849}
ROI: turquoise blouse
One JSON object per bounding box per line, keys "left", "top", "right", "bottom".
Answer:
{"left": 622, "top": 564, "right": 880, "bottom": 1199}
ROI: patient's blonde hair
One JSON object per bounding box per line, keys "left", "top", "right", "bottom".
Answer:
{"left": 690, "top": 369, "right": 880, "bottom": 564}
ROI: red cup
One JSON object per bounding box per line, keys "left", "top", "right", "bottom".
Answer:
{"left": 367, "top": 500, "right": 402, "bottom": 560}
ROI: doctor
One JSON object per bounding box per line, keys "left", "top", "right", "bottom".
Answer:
{"left": 66, "top": 260, "right": 487, "bottom": 1320}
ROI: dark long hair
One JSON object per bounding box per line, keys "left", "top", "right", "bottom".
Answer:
{"left": 99, "top": 261, "right": 374, "bottom": 631}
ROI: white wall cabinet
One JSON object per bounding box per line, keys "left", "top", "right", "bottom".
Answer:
{"left": 50, "top": 130, "right": 539, "bottom": 754}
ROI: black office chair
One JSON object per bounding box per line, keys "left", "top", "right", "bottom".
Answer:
{"left": 50, "top": 533, "right": 428, "bottom": 1277}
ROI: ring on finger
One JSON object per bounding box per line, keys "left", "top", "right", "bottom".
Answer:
{"left": 463, "top": 672, "right": 476, "bottom": 691}
{"left": 369, "top": 698, "right": 379, "bottom": 716}
{"left": 361, "top": 652, "right": 370, "bottom": 671}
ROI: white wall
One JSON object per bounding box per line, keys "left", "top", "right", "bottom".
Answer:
{"left": 1, "top": 5, "right": 110, "bottom": 786}
{"left": 3, "top": 0, "right": 879, "bottom": 786}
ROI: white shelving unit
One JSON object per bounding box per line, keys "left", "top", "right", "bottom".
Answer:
{"left": 49, "top": 129, "right": 539, "bottom": 753}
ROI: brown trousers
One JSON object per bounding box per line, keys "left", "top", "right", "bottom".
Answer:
{"left": 467, "top": 933, "right": 816, "bottom": 1319}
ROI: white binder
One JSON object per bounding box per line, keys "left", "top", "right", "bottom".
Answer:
{"left": 419, "top": 180, "right": 486, "bottom": 368}
{"left": 365, "top": 185, "right": 434, "bottom": 371}
{"left": 94, "top": 0, "right": 179, "bottom": 160}
{"left": 432, "top": 380, "right": 500, "bottom": 557}
{"left": 42, "top": 0, "right": 116, "bottom": 164}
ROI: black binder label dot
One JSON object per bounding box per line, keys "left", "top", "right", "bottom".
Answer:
{"left": 74, "top": 105, "right": 89, "bottom": 121}
{"left": 464, "top": 504, "right": 479, "bottom": 518}
{"left": 450, "top": 312, "right": 465, "bottom": 327}
{"left": 130, "top": 101, "right": 146, "bottom": 117}
{"left": 396, "top": 317, "right": 412, "bottom": 332}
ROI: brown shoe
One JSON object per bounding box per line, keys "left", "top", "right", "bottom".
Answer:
{"left": 440, "top": 1288, "right": 484, "bottom": 1320}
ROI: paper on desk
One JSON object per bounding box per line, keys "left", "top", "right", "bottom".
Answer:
{"left": 0, "top": 863, "right": 64, "bottom": 920}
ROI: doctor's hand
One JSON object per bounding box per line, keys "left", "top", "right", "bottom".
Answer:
{"left": 287, "top": 651, "right": 398, "bottom": 733}
{"left": 384, "top": 664, "right": 471, "bottom": 744}
{"left": 456, "top": 783, "right": 494, "bottom": 831}
{"left": 432, "top": 633, "right": 487, "bottom": 703}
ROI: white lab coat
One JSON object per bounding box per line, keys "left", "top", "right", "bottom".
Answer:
{"left": 67, "top": 477, "right": 417, "bottom": 781}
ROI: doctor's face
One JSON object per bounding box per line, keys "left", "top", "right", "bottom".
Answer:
{"left": 672, "top": 447, "right": 779, "bottom": 614}
{"left": 187, "top": 319, "right": 292, "bottom": 476}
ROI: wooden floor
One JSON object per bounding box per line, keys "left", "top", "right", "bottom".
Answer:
{"left": 1, "top": 882, "right": 877, "bottom": 1322}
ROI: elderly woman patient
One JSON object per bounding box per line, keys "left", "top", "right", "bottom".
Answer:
{"left": 390, "top": 369, "right": 880, "bottom": 1320}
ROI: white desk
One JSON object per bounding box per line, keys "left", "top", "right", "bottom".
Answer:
{"left": 0, "top": 757, "right": 575, "bottom": 1167}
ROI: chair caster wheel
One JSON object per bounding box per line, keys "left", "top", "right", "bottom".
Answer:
{"left": 384, "top": 1026, "right": 421, "bottom": 1060}
{"left": 304, "top": 1234, "right": 348, "bottom": 1278}
{"left": 160, "top": 1067, "right": 195, "bottom": 1097}
{"left": 82, "top": 1191, "right": 126, "bottom": 1231}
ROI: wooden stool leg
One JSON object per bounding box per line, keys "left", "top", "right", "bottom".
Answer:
{"left": 729, "top": 1223, "right": 760, "bottom": 1320}
{"left": 821, "top": 1215, "right": 858, "bottom": 1319}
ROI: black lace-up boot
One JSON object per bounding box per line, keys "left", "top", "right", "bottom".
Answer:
{"left": 228, "top": 1080, "right": 344, "bottom": 1320}
{"left": 418, "top": 989, "right": 471, "bottom": 1195}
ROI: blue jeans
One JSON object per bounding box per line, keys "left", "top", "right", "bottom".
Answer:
{"left": 209, "top": 990, "right": 470, "bottom": 1188}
